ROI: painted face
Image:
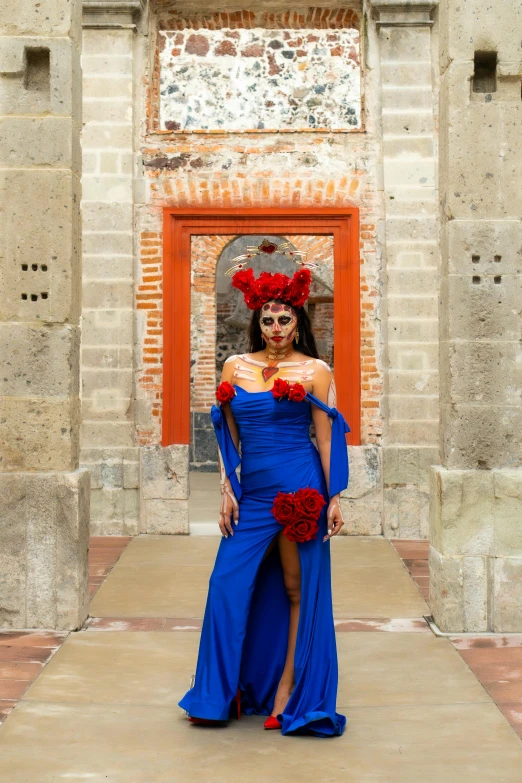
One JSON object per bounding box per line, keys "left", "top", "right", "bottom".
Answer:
{"left": 260, "top": 301, "right": 298, "bottom": 348}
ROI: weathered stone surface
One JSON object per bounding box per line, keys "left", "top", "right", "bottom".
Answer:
{"left": 0, "top": 469, "right": 90, "bottom": 630}
{"left": 383, "top": 446, "right": 439, "bottom": 488}
{"left": 379, "top": 25, "right": 432, "bottom": 62}
{"left": 429, "top": 467, "right": 495, "bottom": 556}
{"left": 0, "top": 324, "right": 80, "bottom": 398}
{"left": 446, "top": 219, "right": 522, "bottom": 276}
{"left": 440, "top": 0, "right": 522, "bottom": 66}
{"left": 0, "top": 117, "right": 80, "bottom": 169}
{"left": 0, "top": 397, "right": 80, "bottom": 472}
{"left": 0, "top": 37, "right": 80, "bottom": 118}
{"left": 140, "top": 445, "right": 189, "bottom": 501}
{"left": 491, "top": 558, "right": 522, "bottom": 632}
{"left": 123, "top": 460, "right": 139, "bottom": 489}
{"left": 384, "top": 485, "right": 429, "bottom": 539}
{"left": 343, "top": 445, "right": 381, "bottom": 500}
{"left": 89, "top": 487, "right": 138, "bottom": 536}
{"left": 144, "top": 499, "right": 189, "bottom": 535}
{"left": 440, "top": 341, "right": 522, "bottom": 406}
{"left": 0, "top": 475, "right": 27, "bottom": 626}
{"left": 339, "top": 498, "right": 382, "bottom": 536}
{"left": 81, "top": 421, "right": 133, "bottom": 449}
{"left": 429, "top": 547, "right": 488, "bottom": 632}
{"left": 493, "top": 470, "right": 522, "bottom": 556}
{"left": 100, "top": 458, "right": 124, "bottom": 488}
{"left": 441, "top": 403, "right": 522, "bottom": 470}
{"left": 0, "top": 169, "right": 82, "bottom": 324}
{"left": 0, "top": 0, "right": 81, "bottom": 38}
{"left": 439, "top": 274, "right": 522, "bottom": 342}
{"left": 81, "top": 310, "right": 133, "bottom": 348}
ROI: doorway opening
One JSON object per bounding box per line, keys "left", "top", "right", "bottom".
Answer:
{"left": 162, "top": 208, "right": 360, "bottom": 534}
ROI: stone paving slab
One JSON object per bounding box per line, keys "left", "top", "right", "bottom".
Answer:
{"left": 89, "top": 536, "right": 429, "bottom": 619}
{"left": 0, "top": 700, "right": 521, "bottom": 783}
{"left": 21, "top": 631, "right": 490, "bottom": 710}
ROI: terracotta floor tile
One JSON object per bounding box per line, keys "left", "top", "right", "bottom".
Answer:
{"left": 0, "top": 680, "right": 31, "bottom": 700}
{"left": 0, "top": 662, "right": 43, "bottom": 680}
{"left": 0, "top": 647, "right": 55, "bottom": 664}
{"left": 89, "top": 536, "right": 133, "bottom": 547}
{"left": 89, "top": 565, "right": 114, "bottom": 577}
{"left": 459, "top": 648, "right": 522, "bottom": 666}
{"left": 0, "top": 633, "right": 65, "bottom": 648}
{"left": 451, "top": 636, "right": 522, "bottom": 650}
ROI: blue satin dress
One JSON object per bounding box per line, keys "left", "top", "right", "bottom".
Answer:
{"left": 178, "top": 385, "right": 350, "bottom": 737}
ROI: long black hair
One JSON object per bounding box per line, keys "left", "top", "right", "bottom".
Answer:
{"left": 248, "top": 300, "right": 319, "bottom": 358}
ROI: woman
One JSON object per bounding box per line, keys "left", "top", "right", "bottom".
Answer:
{"left": 178, "top": 262, "right": 350, "bottom": 737}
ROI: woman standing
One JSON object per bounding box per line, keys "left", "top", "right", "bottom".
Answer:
{"left": 178, "top": 258, "right": 350, "bottom": 737}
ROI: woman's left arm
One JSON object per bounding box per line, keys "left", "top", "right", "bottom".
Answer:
{"left": 311, "top": 363, "right": 345, "bottom": 541}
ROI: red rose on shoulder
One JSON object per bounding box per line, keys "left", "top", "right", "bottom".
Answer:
{"left": 215, "top": 381, "right": 236, "bottom": 404}
{"left": 288, "top": 383, "right": 307, "bottom": 402}
{"left": 271, "top": 378, "right": 290, "bottom": 399}
{"left": 283, "top": 518, "right": 319, "bottom": 543}
{"left": 271, "top": 492, "right": 295, "bottom": 525}
{"left": 293, "top": 487, "right": 326, "bottom": 519}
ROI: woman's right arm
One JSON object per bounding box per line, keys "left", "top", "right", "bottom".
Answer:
{"left": 217, "top": 357, "right": 240, "bottom": 537}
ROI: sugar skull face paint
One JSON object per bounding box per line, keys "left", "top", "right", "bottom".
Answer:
{"left": 259, "top": 301, "right": 298, "bottom": 348}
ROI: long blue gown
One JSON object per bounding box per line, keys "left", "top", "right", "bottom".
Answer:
{"left": 178, "top": 385, "right": 350, "bottom": 737}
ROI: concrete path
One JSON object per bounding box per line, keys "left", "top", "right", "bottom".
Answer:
{"left": 1, "top": 536, "right": 522, "bottom": 782}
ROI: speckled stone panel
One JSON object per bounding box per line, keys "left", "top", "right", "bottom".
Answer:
{"left": 159, "top": 28, "right": 361, "bottom": 132}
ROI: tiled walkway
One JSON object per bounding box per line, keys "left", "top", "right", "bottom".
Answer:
{"left": 1, "top": 535, "right": 522, "bottom": 781}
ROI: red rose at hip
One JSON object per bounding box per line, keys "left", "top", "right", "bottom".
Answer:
{"left": 283, "top": 519, "right": 319, "bottom": 543}
{"left": 215, "top": 381, "right": 236, "bottom": 404}
{"left": 288, "top": 383, "right": 307, "bottom": 402}
{"left": 293, "top": 487, "right": 326, "bottom": 518}
{"left": 271, "top": 378, "right": 290, "bottom": 400}
{"left": 271, "top": 492, "right": 295, "bottom": 524}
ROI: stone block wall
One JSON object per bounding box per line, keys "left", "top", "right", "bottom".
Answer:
{"left": 0, "top": 0, "right": 89, "bottom": 629}
{"left": 80, "top": 7, "right": 140, "bottom": 534}
{"left": 371, "top": 0, "right": 441, "bottom": 539}
{"left": 429, "top": 0, "right": 522, "bottom": 631}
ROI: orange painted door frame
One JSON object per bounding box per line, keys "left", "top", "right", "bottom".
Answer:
{"left": 162, "top": 207, "right": 360, "bottom": 446}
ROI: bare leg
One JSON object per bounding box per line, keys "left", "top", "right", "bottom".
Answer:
{"left": 271, "top": 532, "right": 301, "bottom": 717}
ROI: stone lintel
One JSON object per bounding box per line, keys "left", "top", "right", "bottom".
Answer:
{"left": 82, "top": 0, "right": 145, "bottom": 28}
{"left": 370, "top": 0, "right": 438, "bottom": 25}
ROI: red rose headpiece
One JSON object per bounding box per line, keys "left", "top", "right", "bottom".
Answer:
{"left": 231, "top": 267, "right": 312, "bottom": 310}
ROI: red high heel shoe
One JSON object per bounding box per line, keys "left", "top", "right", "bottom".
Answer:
{"left": 233, "top": 686, "right": 241, "bottom": 720}
{"left": 188, "top": 688, "right": 241, "bottom": 725}
{"left": 263, "top": 715, "right": 282, "bottom": 730}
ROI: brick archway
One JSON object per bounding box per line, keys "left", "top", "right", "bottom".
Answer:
{"left": 162, "top": 207, "right": 360, "bottom": 446}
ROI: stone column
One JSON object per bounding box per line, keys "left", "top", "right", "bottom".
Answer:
{"left": 369, "top": 0, "right": 440, "bottom": 538}
{"left": 80, "top": 1, "right": 145, "bottom": 534}
{"left": 429, "top": 0, "right": 522, "bottom": 631}
{"left": 0, "top": 1, "right": 90, "bottom": 629}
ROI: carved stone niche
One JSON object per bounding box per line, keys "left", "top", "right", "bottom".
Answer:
{"left": 82, "top": 0, "right": 146, "bottom": 27}
{"left": 369, "top": 0, "right": 439, "bottom": 25}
